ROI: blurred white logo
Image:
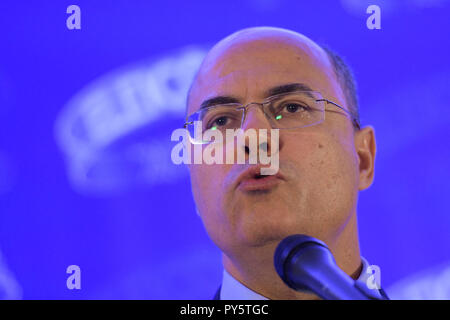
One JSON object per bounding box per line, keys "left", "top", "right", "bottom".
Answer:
{"left": 55, "top": 47, "right": 206, "bottom": 194}
{"left": 0, "top": 250, "right": 22, "bottom": 299}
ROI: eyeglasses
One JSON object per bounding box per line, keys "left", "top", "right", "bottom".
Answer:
{"left": 184, "top": 90, "right": 360, "bottom": 144}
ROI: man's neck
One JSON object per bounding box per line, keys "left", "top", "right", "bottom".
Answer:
{"left": 221, "top": 217, "right": 362, "bottom": 300}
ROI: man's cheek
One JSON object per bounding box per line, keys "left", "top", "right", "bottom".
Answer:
{"left": 190, "top": 167, "right": 211, "bottom": 203}
{"left": 193, "top": 165, "right": 226, "bottom": 199}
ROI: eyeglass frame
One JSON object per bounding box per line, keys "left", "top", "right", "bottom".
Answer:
{"left": 184, "top": 90, "right": 361, "bottom": 132}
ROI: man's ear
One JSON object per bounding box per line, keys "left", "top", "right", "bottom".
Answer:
{"left": 354, "top": 126, "right": 376, "bottom": 190}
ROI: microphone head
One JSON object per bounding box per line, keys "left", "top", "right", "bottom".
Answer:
{"left": 274, "top": 234, "right": 329, "bottom": 290}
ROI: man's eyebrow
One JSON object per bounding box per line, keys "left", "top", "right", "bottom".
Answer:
{"left": 200, "top": 96, "right": 241, "bottom": 109}
{"left": 264, "top": 83, "right": 314, "bottom": 98}
{"left": 198, "top": 83, "right": 315, "bottom": 110}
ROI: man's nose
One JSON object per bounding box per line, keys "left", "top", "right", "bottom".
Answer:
{"left": 241, "top": 103, "right": 272, "bottom": 131}
{"left": 240, "top": 104, "right": 280, "bottom": 158}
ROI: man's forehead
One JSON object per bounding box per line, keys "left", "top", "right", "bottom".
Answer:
{"left": 195, "top": 69, "right": 318, "bottom": 100}
{"left": 187, "top": 28, "right": 336, "bottom": 113}
{"left": 201, "top": 34, "right": 325, "bottom": 76}
{"left": 207, "top": 27, "right": 323, "bottom": 59}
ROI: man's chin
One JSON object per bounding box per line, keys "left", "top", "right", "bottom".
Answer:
{"left": 227, "top": 204, "right": 309, "bottom": 248}
{"left": 234, "top": 224, "right": 294, "bottom": 249}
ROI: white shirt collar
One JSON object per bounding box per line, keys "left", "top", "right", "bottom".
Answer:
{"left": 220, "top": 256, "right": 381, "bottom": 300}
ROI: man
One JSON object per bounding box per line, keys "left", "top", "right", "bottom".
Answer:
{"left": 185, "top": 26, "right": 386, "bottom": 300}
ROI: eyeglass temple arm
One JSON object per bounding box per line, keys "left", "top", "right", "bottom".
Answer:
{"left": 183, "top": 121, "right": 194, "bottom": 128}
{"left": 316, "top": 99, "right": 361, "bottom": 130}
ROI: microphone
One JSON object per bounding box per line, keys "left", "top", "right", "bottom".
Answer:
{"left": 274, "top": 234, "right": 381, "bottom": 300}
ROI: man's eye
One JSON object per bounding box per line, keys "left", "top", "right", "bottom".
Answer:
{"left": 208, "top": 116, "right": 229, "bottom": 129}
{"left": 283, "top": 103, "right": 308, "bottom": 113}
{"left": 215, "top": 116, "right": 228, "bottom": 126}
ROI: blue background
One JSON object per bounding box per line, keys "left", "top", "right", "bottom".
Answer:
{"left": 0, "top": 0, "right": 449, "bottom": 299}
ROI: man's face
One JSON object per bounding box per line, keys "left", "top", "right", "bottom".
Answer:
{"left": 187, "top": 31, "right": 364, "bottom": 255}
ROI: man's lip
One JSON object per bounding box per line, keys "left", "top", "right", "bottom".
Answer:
{"left": 235, "top": 165, "right": 284, "bottom": 192}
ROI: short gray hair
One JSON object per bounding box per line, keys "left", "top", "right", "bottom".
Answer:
{"left": 322, "top": 46, "right": 360, "bottom": 128}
